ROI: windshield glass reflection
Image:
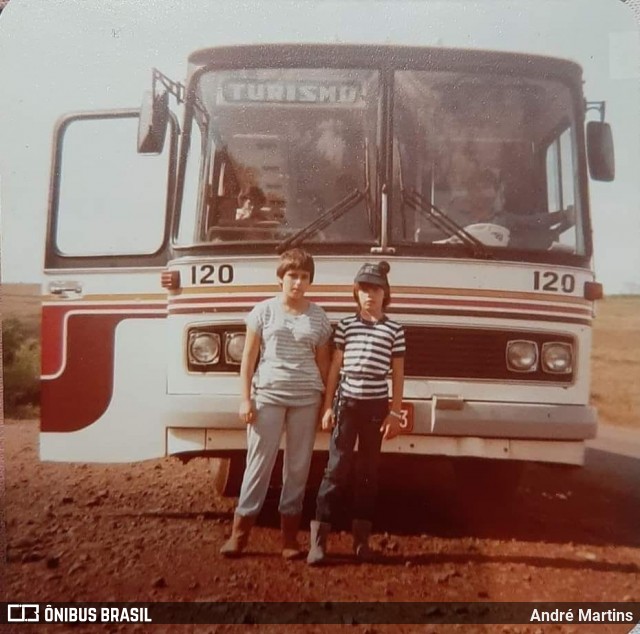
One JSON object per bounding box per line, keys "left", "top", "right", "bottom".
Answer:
{"left": 180, "top": 68, "right": 380, "bottom": 247}
{"left": 392, "top": 70, "right": 583, "bottom": 255}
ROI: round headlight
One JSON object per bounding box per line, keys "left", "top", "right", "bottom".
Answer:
{"left": 189, "top": 332, "right": 220, "bottom": 365}
{"left": 225, "top": 333, "right": 246, "bottom": 364}
{"left": 542, "top": 342, "right": 573, "bottom": 374}
{"left": 506, "top": 340, "right": 538, "bottom": 372}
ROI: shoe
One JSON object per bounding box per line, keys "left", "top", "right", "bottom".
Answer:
{"left": 352, "top": 518, "right": 375, "bottom": 562}
{"left": 306, "top": 520, "right": 331, "bottom": 565}
{"left": 220, "top": 513, "right": 255, "bottom": 557}
{"left": 280, "top": 513, "right": 303, "bottom": 560}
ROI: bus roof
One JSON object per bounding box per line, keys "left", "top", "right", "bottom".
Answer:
{"left": 187, "top": 44, "right": 583, "bottom": 85}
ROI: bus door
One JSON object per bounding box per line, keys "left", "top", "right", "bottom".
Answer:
{"left": 40, "top": 109, "right": 178, "bottom": 462}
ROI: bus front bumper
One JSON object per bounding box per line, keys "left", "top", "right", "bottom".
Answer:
{"left": 166, "top": 397, "right": 597, "bottom": 466}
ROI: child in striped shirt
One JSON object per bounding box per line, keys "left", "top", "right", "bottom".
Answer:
{"left": 308, "top": 261, "right": 406, "bottom": 565}
{"left": 220, "top": 248, "right": 332, "bottom": 560}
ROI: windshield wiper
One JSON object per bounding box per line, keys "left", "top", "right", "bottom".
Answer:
{"left": 276, "top": 188, "right": 366, "bottom": 253}
{"left": 403, "top": 189, "right": 493, "bottom": 259}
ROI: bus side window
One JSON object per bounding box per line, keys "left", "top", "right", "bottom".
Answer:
{"left": 203, "top": 149, "right": 241, "bottom": 240}
{"left": 545, "top": 127, "right": 579, "bottom": 252}
{"left": 56, "top": 117, "right": 168, "bottom": 257}
{"left": 178, "top": 119, "right": 204, "bottom": 245}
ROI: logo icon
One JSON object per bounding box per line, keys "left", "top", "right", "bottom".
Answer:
{"left": 7, "top": 604, "right": 40, "bottom": 622}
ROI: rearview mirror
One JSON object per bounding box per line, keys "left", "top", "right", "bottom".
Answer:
{"left": 137, "top": 90, "right": 169, "bottom": 154}
{"left": 586, "top": 121, "right": 615, "bottom": 182}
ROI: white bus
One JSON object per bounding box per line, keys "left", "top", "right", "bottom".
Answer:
{"left": 41, "top": 43, "right": 614, "bottom": 496}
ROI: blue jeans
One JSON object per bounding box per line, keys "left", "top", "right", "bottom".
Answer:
{"left": 236, "top": 397, "right": 320, "bottom": 517}
{"left": 315, "top": 396, "right": 388, "bottom": 524}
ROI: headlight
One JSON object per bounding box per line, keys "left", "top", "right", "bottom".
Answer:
{"left": 188, "top": 332, "right": 221, "bottom": 365}
{"left": 225, "top": 332, "right": 246, "bottom": 365}
{"left": 542, "top": 342, "right": 573, "bottom": 374}
{"left": 506, "top": 340, "right": 538, "bottom": 372}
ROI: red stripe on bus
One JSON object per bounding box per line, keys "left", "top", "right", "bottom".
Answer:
{"left": 41, "top": 312, "right": 162, "bottom": 433}
{"left": 168, "top": 304, "right": 592, "bottom": 325}
{"left": 41, "top": 304, "right": 165, "bottom": 376}
{"left": 167, "top": 295, "right": 590, "bottom": 316}
{"left": 41, "top": 306, "right": 68, "bottom": 377}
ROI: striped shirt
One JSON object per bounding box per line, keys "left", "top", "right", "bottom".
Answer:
{"left": 335, "top": 314, "right": 406, "bottom": 400}
{"left": 246, "top": 297, "right": 332, "bottom": 406}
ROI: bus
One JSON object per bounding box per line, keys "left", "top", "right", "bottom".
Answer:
{"left": 41, "top": 43, "right": 615, "bottom": 496}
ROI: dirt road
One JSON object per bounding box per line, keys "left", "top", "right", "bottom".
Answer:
{"left": 4, "top": 420, "right": 640, "bottom": 633}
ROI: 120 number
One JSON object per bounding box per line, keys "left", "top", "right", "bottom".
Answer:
{"left": 190, "top": 264, "right": 234, "bottom": 285}
{"left": 533, "top": 271, "right": 575, "bottom": 293}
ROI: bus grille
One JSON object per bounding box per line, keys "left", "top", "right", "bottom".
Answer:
{"left": 403, "top": 326, "right": 574, "bottom": 383}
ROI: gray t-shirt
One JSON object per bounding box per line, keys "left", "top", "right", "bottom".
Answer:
{"left": 246, "top": 297, "right": 332, "bottom": 406}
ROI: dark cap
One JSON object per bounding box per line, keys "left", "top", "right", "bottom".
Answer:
{"left": 354, "top": 261, "right": 390, "bottom": 288}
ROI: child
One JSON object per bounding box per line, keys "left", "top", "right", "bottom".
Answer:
{"left": 220, "top": 248, "right": 332, "bottom": 559}
{"left": 308, "top": 261, "right": 405, "bottom": 565}
{"left": 235, "top": 185, "right": 267, "bottom": 222}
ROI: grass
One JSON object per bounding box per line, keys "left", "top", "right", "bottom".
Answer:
{"left": 590, "top": 296, "right": 640, "bottom": 429}
{"left": 1, "top": 284, "right": 40, "bottom": 328}
{"left": 1, "top": 284, "right": 638, "bottom": 428}
{"left": 2, "top": 285, "right": 41, "bottom": 418}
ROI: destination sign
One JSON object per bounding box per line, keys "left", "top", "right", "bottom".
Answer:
{"left": 219, "top": 80, "right": 363, "bottom": 106}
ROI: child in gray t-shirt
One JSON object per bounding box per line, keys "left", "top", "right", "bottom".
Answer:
{"left": 247, "top": 296, "right": 331, "bottom": 408}
{"left": 220, "top": 248, "right": 332, "bottom": 560}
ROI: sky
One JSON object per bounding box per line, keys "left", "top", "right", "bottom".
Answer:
{"left": 0, "top": 0, "right": 639, "bottom": 293}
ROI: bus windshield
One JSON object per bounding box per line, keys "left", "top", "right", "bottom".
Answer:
{"left": 178, "top": 68, "right": 380, "bottom": 248}
{"left": 177, "top": 59, "right": 586, "bottom": 259}
{"left": 392, "top": 70, "right": 584, "bottom": 255}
